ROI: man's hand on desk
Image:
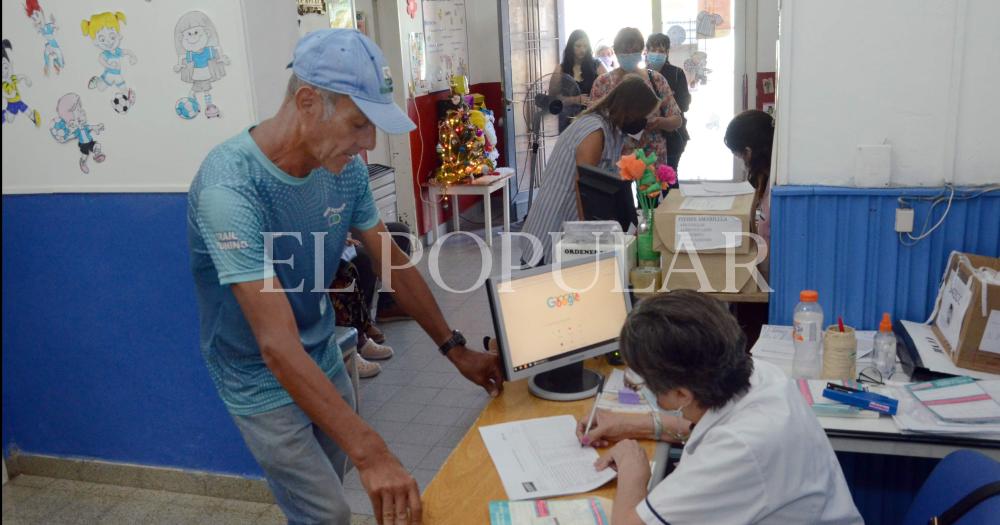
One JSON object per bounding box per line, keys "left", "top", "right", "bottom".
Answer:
{"left": 357, "top": 445, "right": 422, "bottom": 525}
{"left": 447, "top": 344, "right": 504, "bottom": 397}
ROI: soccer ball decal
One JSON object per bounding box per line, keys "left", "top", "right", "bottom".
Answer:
{"left": 111, "top": 90, "right": 135, "bottom": 114}
{"left": 175, "top": 96, "right": 200, "bottom": 120}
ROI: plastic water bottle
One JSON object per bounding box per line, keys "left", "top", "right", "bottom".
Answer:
{"left": 792, "top": 290, "right": 824, "bottom": 378}
{"left": 874, "top": 313, "right": 896, "bottom": 378}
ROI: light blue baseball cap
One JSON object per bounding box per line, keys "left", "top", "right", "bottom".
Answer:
{"left": 289, "top": 29, "right": 415, "bottom": 134}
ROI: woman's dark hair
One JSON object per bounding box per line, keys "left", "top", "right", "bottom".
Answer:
{"left": 583, "top": 74, "right": 659, "bottom": 129}
{"left": 724, "top": 110, "right": 774, "bottom": 194}
{"left": 620, "top": 290, "right": 752, "bottom": 409}
{"left": 645, "top": 33, "right": 671, "bottom": 51}
{"left": 561, "top": 29, "right": 597, "bottom": 79}
{"left": 613, "top": 27, "right": 645, "bottom": 55}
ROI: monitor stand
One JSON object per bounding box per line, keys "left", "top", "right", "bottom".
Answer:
{"left": 528, "top": 361, "right": 602, "bottom": 401}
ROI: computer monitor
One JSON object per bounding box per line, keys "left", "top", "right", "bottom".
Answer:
{"left": 486, "top": 252, "right": 632, "bottom": 401}
{"left": 578, "top": 164, "right": 638, "bottom": 232}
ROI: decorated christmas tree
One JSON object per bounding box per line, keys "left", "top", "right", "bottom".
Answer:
{"left": 433, "top": 107, "right": 494, "bottom": 186}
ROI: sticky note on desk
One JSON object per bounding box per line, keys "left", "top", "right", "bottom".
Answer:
{"left": 618, "top": 390, "right": 642, "bottom": 405}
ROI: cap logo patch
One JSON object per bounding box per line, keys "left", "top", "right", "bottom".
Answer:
{"left": 380, "top": 66, "right": 394, "bottom": 94}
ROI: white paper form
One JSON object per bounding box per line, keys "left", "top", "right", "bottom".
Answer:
{"left": 479, "top": 415, "right": 617, "bottom": 500}
{"left": 674, "top": 215, "right": 743, "bottom": 250}
{"left": 679, "top": 181, "right": 754, "bottom": 197}
{"left": 935, "top": 270, "right": 973, "bottom": 351}
{"left": 680, "top": 196, "right": 735, "bottom": 211}
{"left": 980, "top": 310, "right": 1000, "bottom": 355}
{"left": 908, "top": 378, "right": 1000, "bottom": 423}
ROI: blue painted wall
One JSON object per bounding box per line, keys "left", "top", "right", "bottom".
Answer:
{"left": 2, "top": 185, "right": 997, "bottom": 509}
{"left": 769, "top": 186, "right": 1000, "bottom": 329}
{"left": 2, "top": 194, "right": 261, "bottom": 476}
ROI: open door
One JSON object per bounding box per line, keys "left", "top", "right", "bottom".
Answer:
{"left": 498, "top": 0, "right": 561, "bottom": 220}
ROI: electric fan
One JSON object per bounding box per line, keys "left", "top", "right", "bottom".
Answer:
{"left": 519, "top": 72, "right": 582, "bottom": 214}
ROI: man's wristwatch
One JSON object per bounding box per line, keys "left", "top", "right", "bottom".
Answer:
{"left": 438, "top": 330, "right": 466, "bottom": 356}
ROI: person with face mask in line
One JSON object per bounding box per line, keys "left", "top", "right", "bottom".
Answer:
{"left": 645, "top": 33, "right": 691, "bottom": 179}
{"left": 520, "top": 75, "right": 660, "bottom": 266}
{"left": 590, "top": 27, "right": 683, "bottom": 173}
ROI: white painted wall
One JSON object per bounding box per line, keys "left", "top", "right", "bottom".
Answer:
{"left": 243, "top": 0, "right": 299, "bottom": 120}
{"left": 755, "top": 0, "right": 778, "bottom": 72}
{"left": 776, "top": 0, "right": 1000, "bottom": 187}
{"left": 465, "top": 0, "right": 502, "bottom": 84}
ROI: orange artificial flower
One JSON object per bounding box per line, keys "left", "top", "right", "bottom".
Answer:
{"left": 617, "top": 154, "right": 646, "bottom": 181}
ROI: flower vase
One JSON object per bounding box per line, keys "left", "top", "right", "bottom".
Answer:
{"left": 636, "top": 208, "right": 659, "bottom": 264}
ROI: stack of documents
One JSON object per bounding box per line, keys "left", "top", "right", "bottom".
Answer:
{"left": 489, "top": 497, "right": 612, "bottom": 525}
{"left": 751, "top": 325, "right": 877, "bottom": 373}
{"left": 479, "top": 415, "right": 617, "bottom": 500}
{"left": 891, "top": 379, "right": 1000, "bottom": 438}
{"left": 795, "top": 379, "right": 881, "bottom": 418}
{"left": 596, "top": 369, "right": 657, "bottom": 414}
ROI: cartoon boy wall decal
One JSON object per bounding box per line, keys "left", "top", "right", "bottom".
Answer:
{"left": 50, "top": 93, "right": 105, "bottom": 174}
{"left": 24, "top": 0, "right": 64, "bottom": 76}
{"left": 2, "top": 39, "right": 42, "bottom": 127}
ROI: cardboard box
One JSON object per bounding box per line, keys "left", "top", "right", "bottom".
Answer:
{"left": 653, "top": 191, "right": 755, "bottom": 255}
{"left": 659, "top": 244, "right": 762, "bottom": 293}
{"left": 651, "top": 190, "right": 765, "bottom": 293}
{"left": 930, "top": 252, "right": 1000, "bottom": 374}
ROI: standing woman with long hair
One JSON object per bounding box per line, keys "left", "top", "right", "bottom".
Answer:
{"left": 521, "top": 75, "right": 659, "bottom": 265}
{"left": 724, "top": 109, "right": 775, "bottom": 349}
{"left": 724, "top": 110, "right": 774, "bottom": 247}
{"left": 550, "top": 30, "right": 607, "bottom": 132}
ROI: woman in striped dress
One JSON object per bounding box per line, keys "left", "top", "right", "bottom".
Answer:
{"left": 521, "top": 74, "right": 661, "bottom": 265}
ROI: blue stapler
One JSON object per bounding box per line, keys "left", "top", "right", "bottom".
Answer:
{"left": 821, "top": 383, "right": 898, "bottom": 415}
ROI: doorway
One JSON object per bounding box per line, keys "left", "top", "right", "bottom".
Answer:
{"left": 561, "top": 0, "right": 743, "bottom": 181}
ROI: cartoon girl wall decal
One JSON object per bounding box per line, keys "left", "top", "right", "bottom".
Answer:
{"left": 173, "top": 11, "right": 229, "bottom": 120}
{"left": 49, "top": 93, "right": 105, "bottom": 174}
{"left": 81, "top": 12, "right": 137, "bottom": 114}
{"left": 24, "top": 0, "right": 64, "bottom": 76}
{"left": 2, "top": 39, "right": 42, "bottom": 127}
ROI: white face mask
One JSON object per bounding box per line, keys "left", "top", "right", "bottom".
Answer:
{"left": 659, "top": 396, "right": 690, "bottom": 419}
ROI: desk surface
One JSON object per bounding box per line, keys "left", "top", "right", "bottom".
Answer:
{"left": 422, "top": 358, "right": 655, "bottom": 524}
{"left": 756, "top": 356, "right": 1000, "bottom": 460}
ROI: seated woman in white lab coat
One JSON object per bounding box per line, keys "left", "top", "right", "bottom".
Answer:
{"left": 585, "top": 291, "right": 862, "bottom": 525}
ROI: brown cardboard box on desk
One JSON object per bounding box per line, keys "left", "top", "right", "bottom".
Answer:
{"left": 652, "top": 190, "right": 763, "bottom": 294}
{"left": 930, "top": 251, "right": 1000, "bottom": 374}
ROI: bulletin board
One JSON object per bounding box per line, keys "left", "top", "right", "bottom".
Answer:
{"left": 1, "top": 0, "right": 256, "bottom": 194}
{"left": 421, "top": 0, "right": 469, "bottom": 93}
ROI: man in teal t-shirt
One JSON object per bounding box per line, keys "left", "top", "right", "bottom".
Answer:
{"left": 187, "top": 30, "right": 503, "bottom": 525}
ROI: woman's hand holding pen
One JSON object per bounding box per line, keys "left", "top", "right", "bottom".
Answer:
{"left": 577, "top": 410, "right": 647, "bottom": 447}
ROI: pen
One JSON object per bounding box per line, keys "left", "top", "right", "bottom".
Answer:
{"left": 838, "top": 316, "right": 845, "bottom": 333}
{"left": 582, "top": 374, "right": 606, "bottom": 446}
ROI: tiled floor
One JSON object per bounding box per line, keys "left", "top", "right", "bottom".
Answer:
{"left": 2, "top": 229, "right": 517, "bottom": 523}
{"left": 2, "top": 474, "right": 329, "bottom": 525}
{"left": 342, "top": 230, "right": 517, "bottom": 515}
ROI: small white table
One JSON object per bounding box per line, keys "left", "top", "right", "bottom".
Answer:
{"left": 425, "top": 169, "right": 513, "bottom": 247}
